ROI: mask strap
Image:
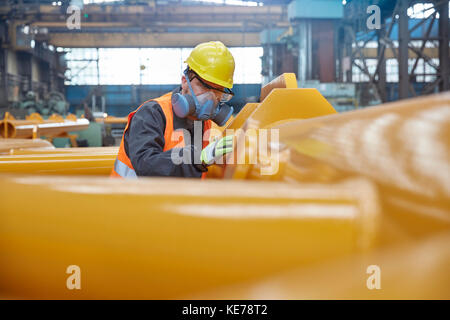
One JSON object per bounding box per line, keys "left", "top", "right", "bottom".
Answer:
{"left": 184, "top": 70, "right": 200, "bottom": 108}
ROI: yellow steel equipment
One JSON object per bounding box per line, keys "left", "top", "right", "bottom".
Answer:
{"left": 7, "top": 146, "right": 119, "bottom": 156}
{"left": 207, "top": 73, "right": 337, "bottom": 179}
{"left": 0, "top": 112, "right": 89, "bottom": 140}
{"left": 0, "top": 152, "right": 116, "bottom": 175}
{"left": 0, "top": 74, "right": 448, "bottom": 299}
{"left": 0, "top": 138, "right": 55, "bottom": 154}
{"left": 0, "top": 176, "right": 378, "bottom": 299}
{"left": 95, "top": 116, "right": 128, "bottom": 124}
{"left": 222, "top": 91, "right": 450, "bottom": 247}
{"left": 260, "top": 72, "right": 297, "bottom": 101}
{"left": 188, "top": 231, "right": 450, "bottom": 300}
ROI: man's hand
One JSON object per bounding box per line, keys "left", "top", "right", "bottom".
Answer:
{"left": 201, "top": 135, "right": 234, "bottom": 166}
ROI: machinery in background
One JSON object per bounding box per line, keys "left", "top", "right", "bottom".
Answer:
{"left": 260, "top": 0, "right": 359, "bottom": 112}
{"left": 2, "top": 90, "right": 94, "bottom": 147}
{"left": 93, "top": 114, "right": 127, "bottom": 147}
{"left": 260, "top": 0, "right": 449, "bottom": 108}
{"left": 72, "top": 87, "right": 118, "bottom": 147}
{"left": 11, "top": 91, "right": 69, "bottom": 118}
{"left": 46, "top": 92, "right": 69, "bottom": 116}
{"left": 261, "top": 0, "right": 342, "bottom": 86}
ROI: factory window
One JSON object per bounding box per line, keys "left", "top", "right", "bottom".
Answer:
{"left": 64, "top": 47, "right": 263, "bottom": 85}
{"left": 407, "top": 2, "right": 450, "bottom": 18}
{"left": 386, "top": 59, "right": 399, "bottom": 83}
{"left": 352, "top": 59, "right": 377, "bottom": 83}
{"left": 414, "top": 58, "right": 439, "bottom": 82}
{"left": 229, "top": 47, "right": 263, "bottom": 84}
{"left": 407, "top": 3, "right": 435, "bottom": 18}
{"left": 352, "top": 58, "right": 439, "bottom": 83}
{"left": 64, "top": 48, "right": 99, "bottom": 85}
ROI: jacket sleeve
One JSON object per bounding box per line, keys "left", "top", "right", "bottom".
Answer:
{"left": 124, "top": 101, "right": 207, "bottom": 178}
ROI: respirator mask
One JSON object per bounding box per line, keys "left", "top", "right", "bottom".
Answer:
{"left": 171, "top": 70, "right": 234, "bottom": 126}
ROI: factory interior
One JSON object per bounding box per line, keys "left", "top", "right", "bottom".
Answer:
{"left": 0, "top": 0, "right": 449, "bottom": 301}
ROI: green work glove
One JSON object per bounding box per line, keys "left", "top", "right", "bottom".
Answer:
{"left": 201, "top": 135, "right": 234, "bottom": 166}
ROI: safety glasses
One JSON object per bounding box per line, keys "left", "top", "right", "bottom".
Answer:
{"left": 188, "top": 70, "right": 234, "bottom": 102}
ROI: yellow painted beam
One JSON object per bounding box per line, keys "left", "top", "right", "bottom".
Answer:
{"left": 227, "top": 103, "right": 260, "bottom": 131}
{"left": 248, "top": 89, "right": 337, "bottom": 129}
{"left": 95, "top": 117, "right": 128, "bottom": 124}
{"left": 0, "top": 153, "right": 115, "bottom": 175}
{"left": 8, "top": 146, "right": 118, "bottom": 156}
{"left": 188, "top": 232, "right": 450, "bottom": 299}
{"left": 0, "top": 176, "right": 379, "bottom": 299}
{"left": 208, "top": 79, "right": 336, "bottom": 179}
{"left": 228, "top": 91, "right": 450, "bottom": 245}
{"left": 260, "top": 73, "right": 298, "bottom": 102}
{"left": 0, "top": 118, "right": 89, "bottom": 139}
{"left": 0, "top": 138, "right": 54, "bottom": 155}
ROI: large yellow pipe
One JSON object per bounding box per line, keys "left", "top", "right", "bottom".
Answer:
{"left": 225, "top": 92, "right": 450, "bottom": 246}
{"left": 0, "top": 118, "right": 89, "bottom": 139}
{"left": 0, "top": 153, "right": 115, "bottom": 175}
{"left": 207, "top": 78, "right": 337, "bottom": 179}
{"left": 8, "top": 146, "right": 119, "bottom": 156}
{"left": 0, "top": 138, "right": 55, "bottom": 154}
{"left": 188, "top": 232, "right": 450, "bottom": 299}
{"left": 95, "top": 116, "right": 128, "bottom": 124}
{"left": 260, "top": 72, "right": 298, "bottom": 101}
{"left": 0, "top": 176, "right": 379, "bottom": 299}
{"left": 244, "top": 88, "right": 337, "bottom": 129}
{"left": 0, "top": 142, "right": 117, "bottom": 174}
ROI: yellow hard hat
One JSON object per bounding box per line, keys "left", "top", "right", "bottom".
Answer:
{"left": 185, "top": 41, "right": 235, "bottom": 89}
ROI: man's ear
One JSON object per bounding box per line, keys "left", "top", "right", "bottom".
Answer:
{"left": 181, "top": 75, "right": 188, "bottom": 93}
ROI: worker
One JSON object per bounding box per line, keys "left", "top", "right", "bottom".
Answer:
{"left": 111, "top": 41, "right": 235, "bottom": 179}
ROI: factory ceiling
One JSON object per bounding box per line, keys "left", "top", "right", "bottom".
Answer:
{"left": 0, "top": 1, "right": 290, "bottom": 47}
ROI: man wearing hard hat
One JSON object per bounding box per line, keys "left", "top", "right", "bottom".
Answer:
{"left": 111, "top": 41, "right": 235, "bottom": 178}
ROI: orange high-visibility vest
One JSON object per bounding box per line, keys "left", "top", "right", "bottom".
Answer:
{"left": 110, "top": 92, "right": 212, "bottom": 179}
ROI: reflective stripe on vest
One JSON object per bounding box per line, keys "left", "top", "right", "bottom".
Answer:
{"left": 113, "top": 158, "right": 137, "bottom": 179}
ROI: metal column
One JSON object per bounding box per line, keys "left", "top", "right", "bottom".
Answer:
{"left": 0, "top": 48, "right": 7, "bottom": 107}
{"left": 438, "top": 0, "right": 449, "bottom": 91}
{"left": 344, "top": 26, "right": 353, "bottom": 83}
{"left": 377, "top": 24, "right": 387, "bottom": 102}
{"left": 398, "top": 0, "right": 410, "bottom": 99}
{"left": 297, "top": 20, "right": 312, "bottom": 84}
